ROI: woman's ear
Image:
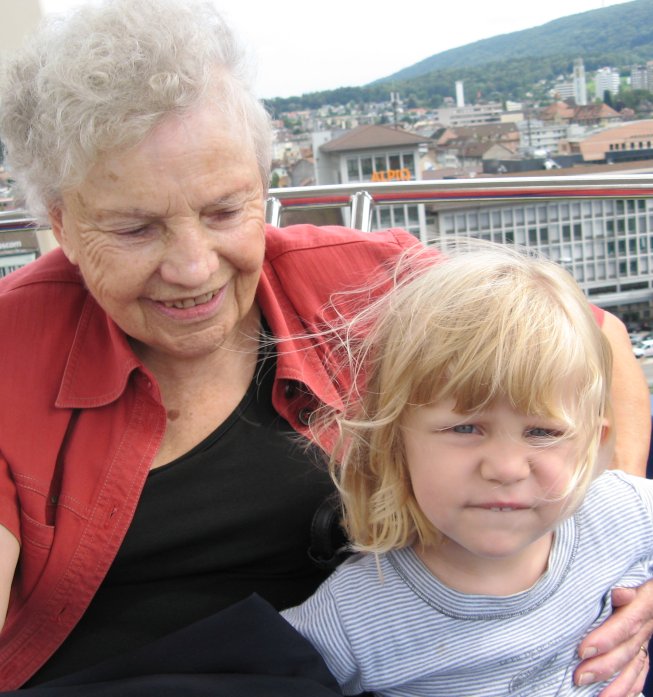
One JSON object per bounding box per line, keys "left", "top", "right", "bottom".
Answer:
{"left": 48, "top": 206, "right": 77, "bottom": 265}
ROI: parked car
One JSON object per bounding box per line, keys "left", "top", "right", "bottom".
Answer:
{"left": 633, "top": 338, "right": 653, "bottom": 358}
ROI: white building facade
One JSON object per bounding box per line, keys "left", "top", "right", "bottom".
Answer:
{"left": 595, "top": 67, "right": 621, "bottom": 98}
{"left": 428, "top": 194, "right": 653, "bottom": 320}
{"left": 315, "top": 125, "right": 431, "bottom": 241}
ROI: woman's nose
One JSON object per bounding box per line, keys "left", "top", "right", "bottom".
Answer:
{"left": 159, "top": 225, "right": 219, "bottom": 287}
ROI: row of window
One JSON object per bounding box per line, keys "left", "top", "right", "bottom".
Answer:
{"left": 442, "top": 199, "right": 650, "bottom": 231}
{"left": 608, "top": 141, "right": 653, "bottom": 150}
{"left": 346, "top": 152, "right": 416, "bottom": 183}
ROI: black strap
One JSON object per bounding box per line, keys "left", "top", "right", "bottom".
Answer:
{"left": 308, "top": 495, "right": 352, "bottom": 570}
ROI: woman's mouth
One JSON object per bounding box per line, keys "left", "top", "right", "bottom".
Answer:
{"left": 153, "top": 286, "right": 227, "bottom": 320}
{"left": 162, "top": 291, "right": 215, "bottom": 309}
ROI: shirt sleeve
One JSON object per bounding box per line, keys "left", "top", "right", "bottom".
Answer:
{"left": 614, "top": 472, "right": 653, "bottom": 579}
{"left": 282, "top": 581, "right": 363, "bottom": 695}
{"left": 590, "top": 303, "right": 605, "bottom": 326}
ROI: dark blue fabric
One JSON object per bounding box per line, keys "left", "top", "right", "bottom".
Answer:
{"left": 4, "top": 595, "right": 342, "bottom": 696}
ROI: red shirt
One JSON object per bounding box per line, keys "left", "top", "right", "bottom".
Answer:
{"left": 0, "top": 224, "right": 419, "bottom": 688}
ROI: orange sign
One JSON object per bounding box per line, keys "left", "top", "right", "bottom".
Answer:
{"left": 371, "top": 168, "right": 412, "bottom": 182}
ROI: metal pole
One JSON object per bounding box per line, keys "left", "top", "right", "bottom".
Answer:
{"left": 350, "top": 191, "right": 374, "bottom": 232}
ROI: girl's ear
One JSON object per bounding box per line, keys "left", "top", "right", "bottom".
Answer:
{"left": 597, "top": 418, "right": 616, "bottom": 472}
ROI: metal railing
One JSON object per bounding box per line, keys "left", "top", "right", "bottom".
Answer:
{"left": 265, "top": 174, "right": 653, "bottom": 231}
{"left": 2, "top": 173, "right": 653, "bottom": 250}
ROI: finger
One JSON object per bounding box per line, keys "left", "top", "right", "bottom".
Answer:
{"left": 578, "top": 582, "right": 653, "bottom": 659}
{"left": 591, "top": 644, "right": 648, "bottom": 697}
{"left": 575, "top": 631, "right": 648, "bottom": 687}
{"left": 611, "top": 587, "right": 638, "bottom": 609}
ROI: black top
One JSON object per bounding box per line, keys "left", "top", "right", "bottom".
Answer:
{"left": 27, "top": 339, "right": 335, "bottom": 685}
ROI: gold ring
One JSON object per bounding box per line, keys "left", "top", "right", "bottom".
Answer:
{"left": 640, "top": 644, "right": 649, "bottom": 658}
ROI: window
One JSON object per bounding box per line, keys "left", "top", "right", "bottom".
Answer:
{"left": 403, "top": 154, "right": 415, "bottom": 178}
{"left": 361, "top": 157, "right": 373, "bottom": 181}
{"left": 347, "top": 159, "right": 359, "bottom": 181}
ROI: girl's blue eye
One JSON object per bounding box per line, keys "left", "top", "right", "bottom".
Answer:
{"left": 527, "top": 427, "right": 563, "bottom": 438}
{"left": 452, "top": 424, "right": 476, "bottom": 434}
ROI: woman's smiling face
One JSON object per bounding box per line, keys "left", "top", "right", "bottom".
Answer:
{"left": 50, "top": 104, "right": 266, "bottom": 362}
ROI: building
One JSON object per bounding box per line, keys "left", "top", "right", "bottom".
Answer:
{"left": 433, "top": 102, "right": 504, "bottom": 128}
{"left": 551, "top": 81, "right": 576, "bottom": 102}
{"left": 595, "top": 67, "right": 621, "bottom": 98}
{"left": 455, "top": 81, "right": 465, "bottom": 108}
{"left": 434, "top": 123, "right": 519, "bottom": 168}
{"left": 518, "top": 118, "right": 574, "bottom": 155}
{"left": 631, "top": 64, "right": 649, "bottom": 91}
{"left": 579, "top": 120, "right": 653, "bottom": 161}
{"left": 314, "top": 124, "right": 432, "bottom": 240}
{"left": 538, "top": 101, "right": 621, "bottom": 129}
{"left": 573, "top": 58, "right": 588, "bottom": 106}
{"left": 631, "top": 61, "right": 653, "bottom": 92}
{"left": 424, "top": 161, "right": 653, "bottom": 323}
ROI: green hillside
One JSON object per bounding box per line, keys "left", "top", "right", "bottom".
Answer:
{"left": 378, "top": 0, "right": 653, "bottom": 82}
{"left": 265, "top": 0, "right": 653, "bottom": 113}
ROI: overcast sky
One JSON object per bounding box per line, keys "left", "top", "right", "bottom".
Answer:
{"left": 38, "top": 0, "right": 634, "bottom": 99}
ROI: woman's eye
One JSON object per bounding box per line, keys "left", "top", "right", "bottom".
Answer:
{"left": 114, "top": 225, "right": 150, "bottom": 237}
{"left": 206, "top": 209, "right": 240, "bottom": 224}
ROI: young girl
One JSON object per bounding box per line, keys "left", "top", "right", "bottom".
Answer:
{"left": 281, "top": 242, "right": 653, "bottom": 696}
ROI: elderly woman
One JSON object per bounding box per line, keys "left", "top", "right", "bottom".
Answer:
{"left": 0, "top": 0, "right": 651, "bottom": 693}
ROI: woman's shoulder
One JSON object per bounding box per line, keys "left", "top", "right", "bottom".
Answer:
{"left": 264, "top": 223, "right": 421, "bottom": 261}
{"left": 0, "top": 248, "right": 82, "bottom": 296}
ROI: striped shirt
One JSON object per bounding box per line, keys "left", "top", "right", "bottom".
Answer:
{"left": 282, "top": 471, "right": 653, "bottom": 696}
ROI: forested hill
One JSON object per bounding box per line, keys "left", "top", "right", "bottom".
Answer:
{"left": 265, "top": 0, "right": 653, "bottom": 114}
{"left": 378, "top": 0, "right": 653, "bottom": 81}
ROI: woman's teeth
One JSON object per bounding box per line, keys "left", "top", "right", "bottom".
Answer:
{"left": 163, "top": 291, "right": 214, "bottom": 309}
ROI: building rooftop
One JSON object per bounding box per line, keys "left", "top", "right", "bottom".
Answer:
{"left": 320, "top": 124, "right": 431, "bottom": 152}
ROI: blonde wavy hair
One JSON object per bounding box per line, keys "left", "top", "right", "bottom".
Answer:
{"left": 324, "top": 240, "right": 613, "bottom": 554}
